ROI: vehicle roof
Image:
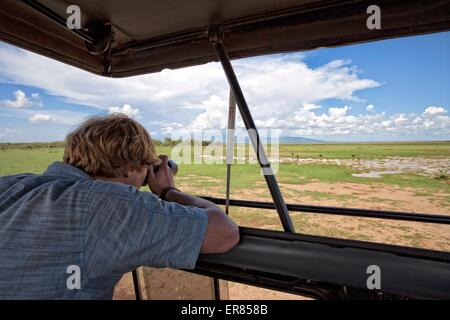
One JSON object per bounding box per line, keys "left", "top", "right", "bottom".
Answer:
{"left": 1, "top": 0, "right": 449, "bottom": 77}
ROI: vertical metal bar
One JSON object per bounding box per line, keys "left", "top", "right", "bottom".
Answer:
{"left": 132, "top": 269, "right": 141, "bottom": 300}
{"left": 210, "top": 33, "right": 295, "bottom": 233}
{"left": 225, "top": 89, "right": 236, "bottom": 215}
{"left": 212, "top": 89, "right": 238, "bottom": 301}
{"left": 213, "top": 278, "right": 221, "bottom": 300}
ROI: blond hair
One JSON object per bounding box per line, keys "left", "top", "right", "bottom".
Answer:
{"left": 63, "top": 114, "right": 159, "bottom": 178}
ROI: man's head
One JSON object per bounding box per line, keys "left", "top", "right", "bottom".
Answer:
{"left": 63, "top": 114, "right": 160, "bottom": 188}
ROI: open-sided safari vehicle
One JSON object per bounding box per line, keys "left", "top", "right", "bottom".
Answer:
{"left": 1, "top": 0, "right": 449, "bottom": 299}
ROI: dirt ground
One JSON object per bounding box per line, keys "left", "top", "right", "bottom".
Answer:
{"left": 232, "top": 182, "right": 450, "bottom": 251}
{"left": 281, "top": 182, "right": 449, "bottom": 214}
{"left": 113, "top": 270, "right": 308, "bottom": 300}
{"left": 202, "top": 156, "right": 450, "bottom": 177}
{"left": 282, "top": 156, "right": 450, "bottom": 177}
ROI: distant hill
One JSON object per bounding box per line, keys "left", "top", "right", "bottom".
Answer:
{"left": 279, "top": 136, "right": 324, "bottom": 143}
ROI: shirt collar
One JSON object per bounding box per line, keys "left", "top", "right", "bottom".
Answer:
{"left": 44, "top": 161, "right": 93, "bottom": 181}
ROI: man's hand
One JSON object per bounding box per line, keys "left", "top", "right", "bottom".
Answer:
{"left": 146, "top": 155, "right": 175, "bottom": 196}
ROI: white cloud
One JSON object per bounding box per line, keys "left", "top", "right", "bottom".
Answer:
{"left": 328, "top": 106, "right": 350, "bottom": 118}
{"left": 149, "top": 121, "right": 184, "bottom": 135}
{"left": 5, "top": 90, "right": 30, "bottom": 108}
{"left": 23, "top": 110, "right": 87, "bottom": 125}
{"left": 1, "top": 42, "right": 448, "bottom": 141}
{"left": 0, "top": 43, "right": 379, "bottom": 114}
{"left": 0, "top": 90, "right": 42, "bottom": 108}
{"left": 166, "top": 58, "right": 380, "bottom": 134}
{"left": 424, "top": 106, "right": 446, "bottom": 116}
{"left": 108, "top": 104, "right": 141, "bottom": 118}
{"left": 0, "top": 43, "right": 225, "bottom": 110}
{"left": 303, "top": 103, "right": 322, "bottom": 111}
{"left": 29, "top": 113, "right": 55, "bottom": 123}
{"left": 250, "top": 104, "right": 450, "bottom": 138}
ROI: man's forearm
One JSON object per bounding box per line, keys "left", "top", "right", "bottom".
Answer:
{"left": 164, "top": 189, "right": 240, "bottom": 254}
{"left": 164, "top": 189, "right": 217, "bottom": 209}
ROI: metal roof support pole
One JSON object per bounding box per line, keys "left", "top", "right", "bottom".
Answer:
{"left": 212, "top": 88, "right": 238, "bottom": 301}
{"left": 225, "top": 89, "right": 236, "bottom": 215}
{"left": 209, "top": 28, "right": 295, "bottom": 233}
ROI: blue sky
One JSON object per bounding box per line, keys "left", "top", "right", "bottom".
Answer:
{"left": 306, "top": 32, "right": 450, "bottom": 115}
{"left": 0, "top": 31, "right": 449, "bottom": 142}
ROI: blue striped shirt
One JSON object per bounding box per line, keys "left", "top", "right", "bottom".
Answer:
{"left": 0, "top": 162, "right": 208, "bottom": 299}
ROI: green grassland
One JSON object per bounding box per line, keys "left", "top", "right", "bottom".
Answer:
{"left": 1, "top": 141, "right": 449, "bottom": 250}
{"left": 1, "top": 141, "right": 448, "bottom": 192}
{"left": 167, "top": 141, "right": 450, "bottom": 160}
{"left": 278, "top": 141, "right": 450, "bottom": 159}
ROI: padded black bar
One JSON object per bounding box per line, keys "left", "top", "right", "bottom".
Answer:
{"left": 195, "top": 227, "right": 450, "bottom": 299}
{"left": 200, "top": 196, "right": 450, "bottom": 225}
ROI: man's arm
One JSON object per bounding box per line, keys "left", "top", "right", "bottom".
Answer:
{"left": 146, "top": 155, "right": 240, "bottom": 254}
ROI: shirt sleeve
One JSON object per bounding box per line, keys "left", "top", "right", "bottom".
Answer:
{"left": 83, "top": 187, "right": 208, "bottom": 278}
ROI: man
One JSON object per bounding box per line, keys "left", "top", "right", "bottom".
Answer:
{"left": 0, "top": 114, "right": 239, "bottom": 299}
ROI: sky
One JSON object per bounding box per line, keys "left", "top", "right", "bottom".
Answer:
{"left": 0, "top": 31, "right": 449, "bottom": 142}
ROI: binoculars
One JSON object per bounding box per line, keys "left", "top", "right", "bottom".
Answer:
{"left": 153, "top": 159, "right": 178, "bottom": 176}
